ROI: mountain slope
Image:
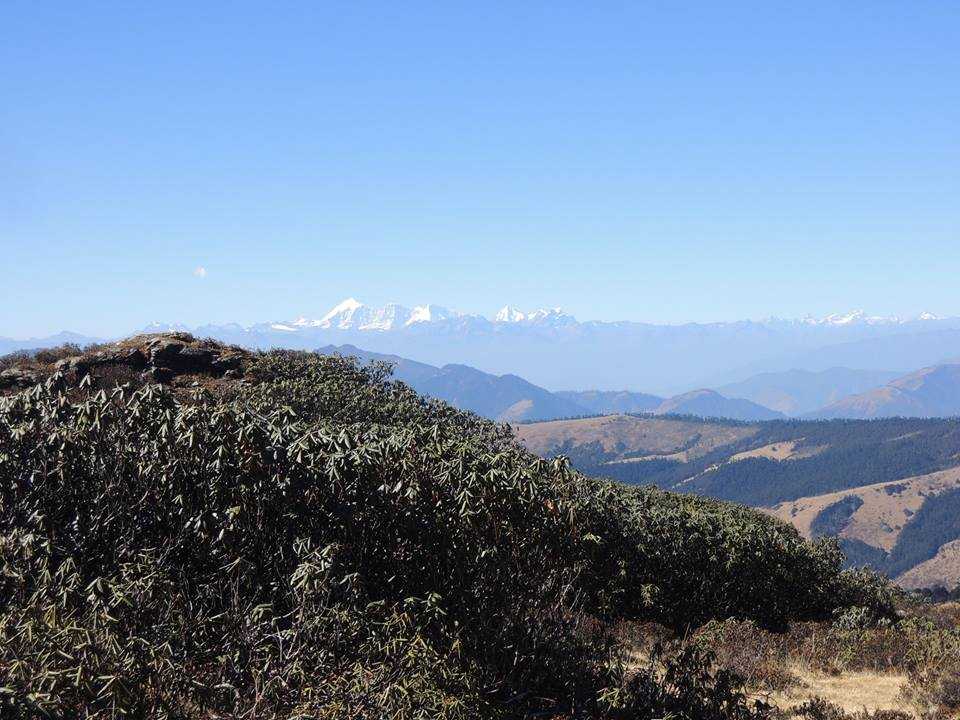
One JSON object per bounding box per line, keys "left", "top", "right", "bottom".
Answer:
{"left": 810, "top": 362, "right": 960, "bottom": 419}
{"left": 317, "top": 344, "right": 587, "bottom": 422}
{"left": 718, "top": 367, "right": 903, "bottom": 415}
{"left": 652, "top": 389, "right": 784, "bottom": 421}
{"left": 556, "top": 389, "right": 663, "bottom": 414}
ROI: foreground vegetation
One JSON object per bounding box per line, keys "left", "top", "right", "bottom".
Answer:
{"left": 0, "top": 338, "right": 949, "bottom": 717}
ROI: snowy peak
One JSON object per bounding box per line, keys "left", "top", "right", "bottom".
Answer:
{"left": 798, "top": 310, "right": 942, "bottom": 327}
{"left": 319, "top": 298, "right": 366, "bottom": 329}
{"left": 359, "top": 303, "right": 412, "bottom": 331}
{"left": 145, "top": 303, "right": 948, "bottom": 338}
{"left": 494, "top": 305, "right": 575, "bottom": 325}
{"left": 495, "top": 306, "right": 526, "bottom": 323}
{"left": 527, "top": 307, "right": 573, "bottom": 325}
{"left": 143, "top": 321, "right": 192, "bottom": 333}
{"left": 407, "top": 304, "right": 459, "bottom": 325}
{"left": 297, "top": 299, "right": 464, "bottom": 331}
{"left": 822, "top": 310, "right": 869, "bottom": 325}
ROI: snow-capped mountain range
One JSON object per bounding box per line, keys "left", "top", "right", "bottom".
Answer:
{"left": 129, "top": 299, "right": 960, "bottom": 395}
{"left": 148, "top": 299, "right": 943, "bottom": 336}
{"left": 259, "top": 298, "right": 578, "bottom": 332}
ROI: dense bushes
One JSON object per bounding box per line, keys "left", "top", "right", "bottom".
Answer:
{"left": 575, "top": 485, "right": 895, "bottom": 630}
{"left": 689, "top": 611, "right": 960, "bottom": 719}
{"left": 0, "top": 347, "right": 898, "bottom": 717}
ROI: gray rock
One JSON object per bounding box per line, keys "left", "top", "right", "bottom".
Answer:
{"left": 177, "top": 347, "right": 217, "bottom": 367}
{"left": 54, "top": 356, "right": 85, "bottom": 372}
{"left": 149, "top": 341, "right": 186, "bottom": 368}
{"left": 211, "top": 354, "right": 242, "bottom": 374}
{"left": 0, "top": 368, "right": 40, "bottom": 390}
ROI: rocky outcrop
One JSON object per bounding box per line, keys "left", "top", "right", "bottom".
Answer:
{"left": 2, "top": 333, "right": 248, "bottom": 394}
{"left": 0, "top": 368, "right": 40, "bottom": 390}
{"left": 140, "top": 336, "right": 244, "bottom": 379}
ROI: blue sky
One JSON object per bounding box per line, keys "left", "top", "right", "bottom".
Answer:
{"left": 2, "top": 1, "right": 957, "bottom": 338}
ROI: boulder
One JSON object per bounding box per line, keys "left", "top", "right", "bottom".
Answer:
{"left": 176, "top": 347, "right": 217, "bottom": 370}
{"left": 148, "top": 340, "right": 186, "bottom": 368}
{"left": 144, "top": 367, "right": 175, "bottom": 384}
{"left": 211, "top": 354, "right": 243, "bottom": 375}
{"left": 0, "top": 368, "right": 40, "bottom": 390}
{"left": 54, "top": 356, "right": 85, "bottom": 373}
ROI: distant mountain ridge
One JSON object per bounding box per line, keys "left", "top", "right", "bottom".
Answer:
{"left": 6, "top": 301, "right": 960, "bottom": 397}
{"left": 557, "top": 390, "right": 663, "bottom": 415}
{"left": 320, "top": 345, "right": 787, "bottom": 423}
{"left": 810, "top": 362, "right": 960, "bottom": 419}
{"left": 653, "top": 389, "right": 784, "bottom": 421}
{"left": 138, "top": 299, "right": 960, "bottom": 395}
{"left": 0, "top": 331, "right": 102, "bottom": 356}
{"left": 316, "top": 345, "right": 586, "bottom": 423}
{"left": 718, "top": 367, "right": 905, "bottom": 415}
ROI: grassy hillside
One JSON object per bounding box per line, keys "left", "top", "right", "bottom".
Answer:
{"left": 517, "top": 414, "right": 960, "bottom": 588}
{"left": 0, "top": 336, "right": 894, "bottom": 718}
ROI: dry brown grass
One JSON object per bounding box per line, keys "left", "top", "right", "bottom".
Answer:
{"left": 731, "top": 440, "right": 801, "bottom": 462}
{"left": 898, "top": 540, "right": 960, "bottom": 591}
{"left": 768, "top": 467, "right": 960, "bottom": 554}
{"left": 728, "top": 440, "right": 830, "bottom": 464}
{"left": 768, "top": 667, "right": 913, "bottom": 717}
{"left": 514, "top": 413, "right": 759, "bottom": 461}
{"left": 615, "top": 611, "right": 960, "bottom": 720}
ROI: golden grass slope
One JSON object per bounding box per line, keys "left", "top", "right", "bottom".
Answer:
{"left": 514, "top": 413, "right": 758, "bottom": 463}
{"left": 897, "top": 539, "right": 960, "bottom": 590}
{"left": 768, "top": 466, "right": 960, "bottom": 553}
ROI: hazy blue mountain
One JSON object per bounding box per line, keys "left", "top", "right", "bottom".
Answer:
{"left": 317, "top": 344, "right": 588, "bottom": 423}
{"left": 0, "top": 331, "right": 102, "bottom": 356}
{"left": 652, "top": 389, "right": 785, "bottom": 421}
{"left": 718, "top": 367, "right": 904, "bottom": 415}
{"left": 556, "top": 390, "right": 663, "bottom": 414}
{"left": 810, "top": 362, "right": 960, "bottom": 419}
{"left": 709, "top": 329, "right": 960, "bottom": 389}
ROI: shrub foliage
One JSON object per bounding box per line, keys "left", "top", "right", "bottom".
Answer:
{"left": 0, "top": 347, "right": 895, "bottom": 717}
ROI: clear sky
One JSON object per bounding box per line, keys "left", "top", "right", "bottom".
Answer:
{"left": 2, "top": 1, "right": 958, "bottom": 338}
